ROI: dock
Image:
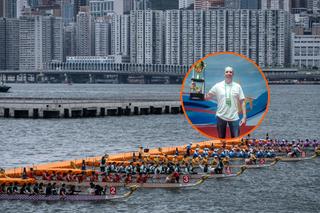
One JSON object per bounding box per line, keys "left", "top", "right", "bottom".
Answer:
{"left": 0, "top": 97, "right": 183, "bottom": 118}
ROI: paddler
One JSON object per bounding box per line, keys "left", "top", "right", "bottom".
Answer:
{"left": 214, "top": 157, "right": 224, "bottom": 174}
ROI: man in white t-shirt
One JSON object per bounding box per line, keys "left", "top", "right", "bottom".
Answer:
{"left": 205, "top": 66, "right": 246, "bottom": 138}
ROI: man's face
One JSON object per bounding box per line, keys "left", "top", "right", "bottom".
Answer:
{"left": 225, "top": 69, "right": 234, "bottom": 79}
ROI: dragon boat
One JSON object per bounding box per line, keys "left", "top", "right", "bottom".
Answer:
{"left": 34, "top": 175, "right": 209, "bottom": 189}
{"left": 0, "top": 177, "right": 137, "bottom": 201}
{"left": 183, "top": 166, "right": 246, "bottom": 179}
{"left": 0, "top": 187, "right": 136, "bottom": 202}
{"left": 229, "top": 158, "right": 280, "bottom": 169}
{"left": 277, "top": 153, "right": 319, "bottom": 162}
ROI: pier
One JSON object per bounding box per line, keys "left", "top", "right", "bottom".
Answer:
{"left": 0, "top": 98, "right": 183, "bottom": 118}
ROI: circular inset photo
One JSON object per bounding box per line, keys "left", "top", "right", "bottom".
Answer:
{"left": 180, "top": 52, "right": 270, "bottom": 140}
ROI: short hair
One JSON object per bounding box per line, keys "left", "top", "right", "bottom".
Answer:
{"left": 225, "top": 66, "right": 234, "bottom": 72}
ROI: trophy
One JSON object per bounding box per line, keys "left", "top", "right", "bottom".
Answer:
{"left": 190, "top": 61, "right": 205, "bottom": 101}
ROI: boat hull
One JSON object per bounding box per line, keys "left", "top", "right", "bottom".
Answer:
{"left": 0, "top": 193, "right": 128, "bottom": 201}
{"left": 0, "top": 86, "right": 10, "bottom": 93}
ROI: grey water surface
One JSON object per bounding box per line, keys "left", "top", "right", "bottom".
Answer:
{"left": 0, "top": 84, "right": 319, "bottom": 213}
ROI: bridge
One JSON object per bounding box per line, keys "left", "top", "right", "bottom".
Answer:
{"left": 263, "top": 68, "right": 320, "bottom": 83}
{"left": 0, "top": 64, "right": 319, "bottom": 84}
{"left": 0, "top": 63, "right": 190, "bottom": 84}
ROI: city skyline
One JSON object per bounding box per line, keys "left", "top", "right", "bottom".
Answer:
{"left": 0, "top": 0, "right": 320, "bottom": 73}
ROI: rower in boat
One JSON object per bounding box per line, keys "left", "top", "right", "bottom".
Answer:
{"left": 201, "top": 148, "right": 209, "bottom": 158}
{"left": 124, "top": 174, "right": 132, "bottom": 184}
{"left": 56, "top": 172, "right": 64, "bottom": 181}
{"left": 81, "top": 160, "right": 86, "bottom": 171}
{"left": 172, "top": 171, "right": 180, "bottom": 183}
{"left": 214, "top": 157, "right": 224, "bottom": 174}
{"left": 113, "top": 173, "right": 122, "bottom": 182}
{"left": 60, "top": 183, "right": 67, "bottom": 196}
{"left": 0, "top": 179, "right": 137, "bottom": 201}
{"left": 89, "top": 172, "right": 99, "bottom": 182}
{"left": 201, "top": 156, "right": 209, "bottom": 165}
{"left": 245, "top": 153, "right": 257, "bottom": 165}
{"left": 175, "top": 147, "right": 179, "bottom": 156}
{"left": 100, "top": 156, "right": 106, "bottom": 172}
{"left": 193, "top": 148, "right": 200, "bottom": 158}
{"left": 228, "top": 149, "right": 236, "bottom": 158}
{"left": 199, "top": 163, "right": 214, "bottom": 174}
{"left": 288, "top": 145, "right": 302, "bottom": 158}
{"left": 0, "top": 183, "right": 6, "bottom": 194}
{"left": 136, "top": 173, "right": 143, "bottom": 183}
{"left": 164, "top": 173, "right": 179, "bottom": 183}
{"left": 39, "top": 183, "right": 45, "bottom": 194}
{"left": 165, "top": 174, "right": 174, "bottom": 183}
{"left": 172, "top": 155, "right": 179, "bottom": 165}
{"left": 186, "top": 143, "right": 192, "bottom": 156}
{"left": 21, "top": 168, "right": 28, "bottom": 179}
{"left": 183, "top": 163, "right": 196, "bottom": 174}
{"left": 222, "top": 156, "right": 230, "bottom": 167}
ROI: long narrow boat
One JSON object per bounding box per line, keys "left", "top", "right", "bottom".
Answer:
{"left": 36, "top": 175, "right": 209, "bottom": 189}
{"left": 196, "top": 166, "right": 246, "bottom": 179}
{"left": 0, "top": 186, "right": 137, "bottom": 201}
{"left": 125, "top": 176, "right": 208, "bottom": 188}
{"left": 229, "top": 158, "right": 280, "bottom": 169}
{"left": 278, "top": 153, "right": 319, "bottom": 162}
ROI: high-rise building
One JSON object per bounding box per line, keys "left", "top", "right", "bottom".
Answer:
{"left": 224, "top": 0, "right": 240, "bottom": 9}
{"left": 111, "top": 14, "right": 129, "bottom": 56}
{"left": 28, "top": 0, "right": 39, "bottom": 7}
{"left": 76, "top": 9, "right": 93, "bottom": 56}
{"left": 52, "top": 17, "right": 63, "bottom": 62}
{"left": 2, "top": 0, "right": 17, "bottom": 18}
{"left": 152, "top": 10, "right": 164, "bottom": 64}
{"left": 17, "top": 0, "right": 29, "bottom": 18}
{"left": 134, "top": 0, "right": 150, "bottom": 10}
{"left": 61, "top": 0, "right": 74, "bottom": 25}
{"left": 64, "top": 23, "right": 77, "bottom": 59}
{"left": 240, "top": 0, "right": 260, "bottom": 9}
{"left": 5, "top": 18, "right": 20, "bottom": 70}
{"left": 292, "top": 0, "right": 307, "bottom": 13}
{"left": 89, "top": 0, "right": 114, "bottom": 17}
{"left": 130, "top": 10, "right": 164, "bottom": 64}
{"left": 19, "top": 16, "right": 63, "bottom": 70}
{"left": 165, "top": 10, "right": 180, "bottom": 65}
{"left": 95, "top": 17, "right": 111, "bottom": 56}
{"left": 19, "top": 16, "right": 36, "bottom": 70}
{"left": 74, "top": 0, "right": 88, "bottom": 21}
{"left": 308, "top": 0, "right": 320, "bottom": 13}
{"left": 164, "top": 9, "right": 290, "bottom": 67}
{"left": 179, "top": 0, "right": 194, "bottom": 9}
{"left": 114, "top": 0, "right": 135, "bottom": 15}
{"left": 261, "top": 0, "right": 291, "bottom": 12}
{"left": 292, "top": 0, "right": 307, "bottom": 8}
{"left": 0, "top": 1, "right": 4, "bottom": 17}
{"left": 0, "top": 18, "right": 5, "bottom": 69}
{"left": 194, "top": 0, "right": 223, "bottom": 10}
{"left": 179, "top": 10, "right": 203, "bottom": 65}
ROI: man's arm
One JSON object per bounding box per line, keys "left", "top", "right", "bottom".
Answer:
{"left": 205, "top": 86, "right": 216, "bottom": 100}
{"left": 205, "top": 92, "right": 214, "bottom": 100}
{"left": 239, "top": 99, "right": 246, "bottom": 126}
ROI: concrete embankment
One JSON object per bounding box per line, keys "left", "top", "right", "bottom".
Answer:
{"left": 0, "top": 97, "right": 183, "bottom": 118}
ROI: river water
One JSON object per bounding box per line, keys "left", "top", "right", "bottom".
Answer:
{"left": 0, "top": 84, "right": 319, "bottom": 212}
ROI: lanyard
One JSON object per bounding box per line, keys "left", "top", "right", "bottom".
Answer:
{"left": 225, "top": 82, "right": 232, "bottom": 107}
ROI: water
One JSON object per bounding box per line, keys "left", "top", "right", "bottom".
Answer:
{"left": 0, "top": 83, "right": 179, "bottom": 100}
{"left": 0, "top": 84, "right": 319, "bottom": 212}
